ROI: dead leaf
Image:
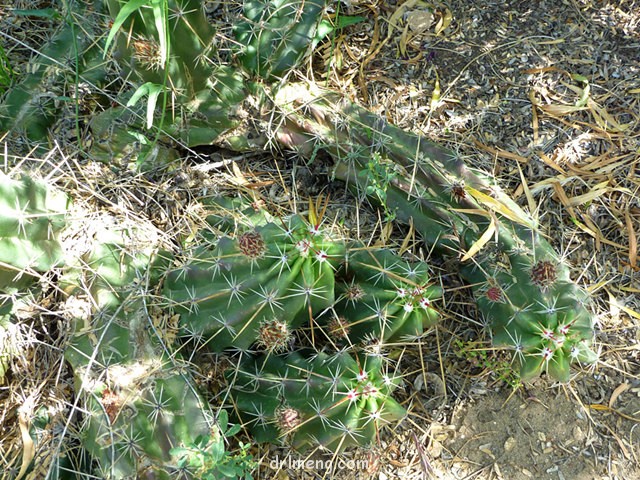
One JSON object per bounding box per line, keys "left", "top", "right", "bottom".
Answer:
{"left": 407, "top": 9, "right": 433, "bottom": 34}
{"left": 538, "top": 104, "right": 588, "bottom": 116}
{"left": 626, "top": 211, "right": 637, "bottom": 268}
{"left": 609, "top": 383, "right": 630, "bottom": 409}
{"left": 465, "top": 186, "right": 535, "bottom": 229}
{"left": 17, "top": 409, "right": 35, "bottom": 480}
{"left": 434, "top": 7, "right": 452, "bottom": 35}
{"left": 461, "top": 215, "right": 496, "bottom": 262}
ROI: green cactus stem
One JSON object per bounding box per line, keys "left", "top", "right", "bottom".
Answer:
{"left": 62, "top": 228, "right": 215, "bottom": 478}
{"left": 0, "top": 173, "right": 68, "bottom": 290}
{"left": 228, "top": 349, "right": 405, "bottom": 452}
{"left": 0, "top": 0, "right": 108, "bottom": 146}
{"left": 163, "top": 213, "right": 345, "bottom": 352}
{"left": 234, "top": 0, "right": 327, "bottom": 79}
{"left": 330, "top": 246, "right": 441, "bottom": 345}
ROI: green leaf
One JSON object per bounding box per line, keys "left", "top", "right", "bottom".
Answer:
{"left": 225, "top": 423, "right": 241, "bottom": 437}
{"left": 11, "top": 8, "right": 60, "bottom": 19}
{"left": 104, "top": 0, "right": 148, "bottom": 59}
{"left": 150, "top": 0, "right": 168, "bottom": 69}
{"left": 217, "top": 409, "right": 229, "bottom": 432}
{"left": 335, "top": 15, "right": 366, "bottom": 29}
{"left": 126, "top": 82, "right": 164, "bottom": 129}
{"left": 217, "top": 464, "right": 240, "bottom": 477}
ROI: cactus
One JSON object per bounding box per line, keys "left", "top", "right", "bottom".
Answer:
{"left": 100, "top": 0, "right": 248, "bottom": 152}
{"left": 0, "top": 173, "right": 68, "bottom": 384}
{"left": 228, "top": 349, "right": 405, "bottom": 452}
{"left": 267, "top": 82, "right": 597, "bottom": 382}
{"left": 0, "top": 0, "right": 108, "bottom": 147}
{"left": 62, "top": 227, "right": 219, "bottom": 478}
{"left": 164, "top": 212, "right": 345, "bottom": 352}
{"left": 234, "top": 0, "right": 327, "bottom": 79}
{"left": 330, "top": 247, "right": 441, "bottom": 345}
{"left": 0, "top": 172, "right": 68, "bottom": 290}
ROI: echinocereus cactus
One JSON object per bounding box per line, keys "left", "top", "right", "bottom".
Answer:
{"left": 0, "top": 173, "right": 68, "bottom": 384}
{"left": 0, "top": 173, "right": 68, "bottom": 290}
{"left": 265, "top": 82, "right": 597, "bottom": 382}
{"left": 233, "top": 0, "right": 327, "bottom": 79}
{"left": 62, "top": 228, "right": 216, "bottom": 478}
{"left": 0, "top": 0, "right": 107, "bottom": 146}
{"left": 163, "top": 213, "right": 345, "bottom": 352}
{"left": 330, "top": 247, "right": 441, "bottom": 345}
{"left": 228, "top": 349, "right": 405, "bottom": 452}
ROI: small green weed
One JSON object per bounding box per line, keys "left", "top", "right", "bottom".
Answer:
{"left": 454, "top": 339, "right": 522, "bottom": 389}
{"left": 0, "top": 43, "right": 14, "bottom": 94}
{"left": 170, "top": 410, "right": 256, "bottom": 479}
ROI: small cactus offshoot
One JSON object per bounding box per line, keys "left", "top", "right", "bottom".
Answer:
{"left": 331, "top": 247, "right": 441, "bottom": 344}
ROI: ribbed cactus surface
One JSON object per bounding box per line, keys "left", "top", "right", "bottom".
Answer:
{"left": 164, "top": 213, "right": 345, "bottom": 352}
{"left": 269, "top": 82, "right": 597, "bottom": 382}
{"left": 229, "top": 350, "right": 405, "bottom": 452}
{"left": 234, "top": 0, "right": 327, "bottom": 79}
{"left": 332, "top": 247, "right": 441, "bottom": 344}
{"left": 63, "top": 233, "right": 213, "bottom": 478}
{"left": 0, "top": 173, "right": 68, "bottom": 290}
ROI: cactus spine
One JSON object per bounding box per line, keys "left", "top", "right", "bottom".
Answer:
{"left": 164, "top": 212, "right": 345, "bottom": 352}
{"left": 62, "top": 227, "right": 215, "bottom": 478}
{"left": 332, "top": 247, "right": 441, "bottom": 345}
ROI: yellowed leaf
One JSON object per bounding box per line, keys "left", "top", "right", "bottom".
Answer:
{"left": 465, "top": 186, "right": 534, "bottom": 228}
{"left": 619, "top": 304, "right": 640, "bottom": 321}
{"left": 516, "top": 161, "right": 537, "bottom": 219}
{"left": 387, "top": 0, "right": 420, "bottom": 41}
{"left": 565, "top": 185, "right": 610, "bottom": 207}
{"left": 17, "top": 409, "right": 35, "bottom": 480}
{"left": 430, "top": 69, "right": 441, "bottom": 111}
{"left": 538, "top": 104, "right": 588, "bottom": 116}
{"left": 435, "top": 8, "right": 452, "bottom": 35}
{"left": 588, "top": 99, "right": 630, "bottom": 132}
{"left": 461, "top": 216, "right": 496, "bottom": 262}
{"left": 609, "top": 382, "right": 630, "bottom": 409}
{"left": 626, "top": 211, "right": 637, "bottom": 268}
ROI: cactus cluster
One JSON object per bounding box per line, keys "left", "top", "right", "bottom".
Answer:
{"left": 268, "top": 81, "right": 598, "bottom": 382}
{"left": 0, "top": 0, "right": 603, "bottom": 473}
{"left": 164, "top": 212, "right": 345, "bottom": 352}
{"left": 62, "top": 227, "right": 219, "bottom": 478}
{"left": 162, "top": 197, "right": 440, "bottom": 450}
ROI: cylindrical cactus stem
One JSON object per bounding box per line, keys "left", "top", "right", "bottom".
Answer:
{"left": 330, "top": 246, "right": 441, "bottom": 345}
{"left": 234, "top": 0, "right": 328, "bottom": 79}
{"left": 268, "top": 82, "right": 597, "bottom": 382}
{"left": 227, "top": 349, "right": 405, "bottom": 452}
{"left": 0, "top": 1, "right": 108, "bottom": 145}
{"left": 0, "top": 173, "right": 69, "bottom": 290}
{"left": 164, "top": 214, "right": 345, "bottom": 352}
{"left": 63, "top": 236, "right": 213, "bottom": 478}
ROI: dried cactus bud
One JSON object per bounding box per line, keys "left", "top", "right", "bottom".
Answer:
{"left": 276, "top": 406, "right": 301, "bottom": 432}
{"left": 257, "top": 319, "right": 292, "bottom": 353}
{"left": 238, "top": 230, "right": 267, "bottom": 259}
{"left": 530, "top": 260, "right": 558, "bottom": 288}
